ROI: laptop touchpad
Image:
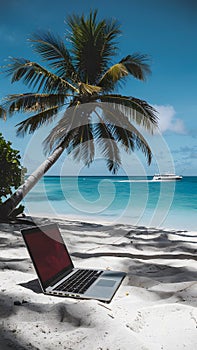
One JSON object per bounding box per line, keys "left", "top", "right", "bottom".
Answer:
{"left": 96, "top": 279, "right": 116, "bottom": 287}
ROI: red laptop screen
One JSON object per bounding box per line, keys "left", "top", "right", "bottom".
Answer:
{"left": 23, "top": 225, "right": 72, "bottom": 284}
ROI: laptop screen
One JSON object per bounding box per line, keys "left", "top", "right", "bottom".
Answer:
{"left": 22, "top": 224, "right": 73, "bottom": 288}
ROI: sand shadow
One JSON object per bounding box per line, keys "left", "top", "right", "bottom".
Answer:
{"left": 19, "top": 279, "right": 42, "bottom": 294}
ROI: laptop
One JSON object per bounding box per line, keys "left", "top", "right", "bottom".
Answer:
{"left": 21, "top": 223, "right": 126, "bottom": 303}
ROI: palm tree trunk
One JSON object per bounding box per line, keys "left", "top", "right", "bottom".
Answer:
{"left": 0, "top": 144, "right": 65, "bottom": 220}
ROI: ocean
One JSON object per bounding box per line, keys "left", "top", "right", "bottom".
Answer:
{"left": 23, "top": 176, "right": 197, "bottom": 231}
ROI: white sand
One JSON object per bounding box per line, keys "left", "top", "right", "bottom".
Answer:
{"left": 0, "top": 216, "right": 197, "bottom": 350}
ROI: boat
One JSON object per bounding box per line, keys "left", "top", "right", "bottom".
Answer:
{"left": 152, "top": 174, "right": 183, "bottom": 181}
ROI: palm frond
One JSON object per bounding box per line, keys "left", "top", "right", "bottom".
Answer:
{"left": 43, "top": 103, "right": 95, "bottom": 165}
{"left": 100, "top": 107, "right": 134, "bottom": 152}
{"left": 3, "top": 93, "right": 67, "bottom": 116}
{"left": 93, "top": 121, "right": 121, "bottom": 173}
{"left": 66, "top": 10, "right": 121, "bottom": 84}
{"left": 5, "top": 58, "right": 78, "bottom": 93}
{"left": 29, "top": 31, "right": 77, "bottom": 81}
{"left": 78, "top": 82, "right": 102, "bottom": 95}
{"left": 101, "top": 107, "right": 152, "bottom": 164}
{"left": 43, "top": 102, "right": 96, "bottom": 152}
{"left": 100, "top": 18, "right": 121, "bottom": 61}
{"left": 109, "top": 124, "right": 135, "bottom": 152}
{"left": 67, "top": 124, "right": 95, "bottom": 166}
{"left": 15, "top": 106, "right": 59, "bottom": 136}
{"left": 119, "top": 53, "right": 151, "bottom": 81}
{"left": 98, "top": 53, "right": 151, "bottom": 91}
{"left": 43, "top": 104, "right": 83, "bottom": 152}
{"left": 98, "top": 63, "right": 128, "bottom": 91}
{"left": 0, "top": 105, "right": 6, "bottom": 120}
{"left": 99, "top": 94, "right": 158, "bottom": 133}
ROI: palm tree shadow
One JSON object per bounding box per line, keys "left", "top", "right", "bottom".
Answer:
{"left": 123, "top": 259, "right": 197, "bottom": 307}
{"left": 0, "top": 290, "right": 88, "bottom": 349}
{"left": 0, "top": 291, "right": 38, "bottom": 350}
{"left": 69, "top": 224, "right": 197, "bottom": 307}
{"left": 0, "top": 328, "right": 38, "bottom": 350}
{"left": 125, "top": 260, "right": 197, "bottom": 284}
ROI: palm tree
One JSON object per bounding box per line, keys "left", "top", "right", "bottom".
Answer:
{"left": 0, "top": 10, "right": 157, "bottom": 219}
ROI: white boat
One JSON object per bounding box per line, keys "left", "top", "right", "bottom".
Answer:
{"left": 152, "top": 174, "right": 183, "bottom": 181}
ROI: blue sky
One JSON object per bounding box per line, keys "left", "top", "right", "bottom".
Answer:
{"left": 0, "top": 0, "right": 196, "bottom": 176}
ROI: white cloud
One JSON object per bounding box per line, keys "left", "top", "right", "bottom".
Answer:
{"left": 153, "top": 105, "right": 186, "bottom": 134}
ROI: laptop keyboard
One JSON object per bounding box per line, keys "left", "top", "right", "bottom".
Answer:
{"left": 55, "top": 269, "right": 103, "bottom": 294}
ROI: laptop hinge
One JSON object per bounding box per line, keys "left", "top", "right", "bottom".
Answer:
{"left": 48, "top": 267, "right": 74, "bottom": 288}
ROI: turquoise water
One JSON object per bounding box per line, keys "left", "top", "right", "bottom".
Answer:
{"left": 24, "top": 176, "right": 197, "bottom": 231}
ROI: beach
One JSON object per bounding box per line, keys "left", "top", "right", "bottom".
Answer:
{"left": 0, "top": 215, "right": 197, "bottom": 350}
{"left": 1, "top": 0, "right": 197, "bottom": 348}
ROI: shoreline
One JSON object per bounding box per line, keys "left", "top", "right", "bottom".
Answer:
{"left": 22, "top": 175, "right": 197, "bottom": 232}
{"left": 23, "top": 211, "right": 197, "bottom": 234}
